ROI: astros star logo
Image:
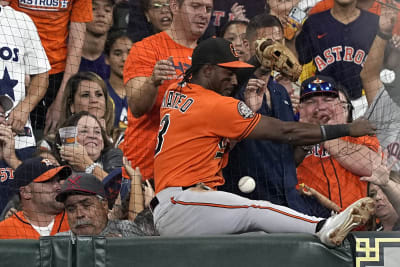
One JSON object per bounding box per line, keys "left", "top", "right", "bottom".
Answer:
{"left": 0, "top": 67, "right": 17, "bottom": 101}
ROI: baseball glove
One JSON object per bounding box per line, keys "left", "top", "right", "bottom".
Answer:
{"left": 255, "top": 38, "right": 302, "bottom": 82}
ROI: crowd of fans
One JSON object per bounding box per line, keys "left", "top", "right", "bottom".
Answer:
{"left": 0, "top": 0, "right": 399, "bottom": 241}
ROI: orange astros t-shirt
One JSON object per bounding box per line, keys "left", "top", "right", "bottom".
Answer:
{"left": 154, "top": 82, "right": 261, "bottom": 193}
{"left": 122, "top": 31, "right": 193, "bottom": 180}
{"left": 309, "top": 0, "right": 400, "bottom": 35}
{"left": 10, "top": 0, "right": 93, "bottom": 74}
{"left": 297, "top": 135, "right": 379, "bottom": 210}
{"left": 0, "top": 211, "right": 69, "bottom": 239}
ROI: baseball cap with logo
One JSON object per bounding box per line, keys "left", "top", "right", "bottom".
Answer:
{"left": 190, "top": 37, "right": 254, "bottom": 69}
{"left": 11, "top": 157, "right": 72, "bottom": 191}
{"left": 56, "top": 173, "right": 106, "bottom": 202}
{"left": 300, "top": 75, "right": 339, "bottom": 102}
{"left": 0, "top": 94, "right": 13, "bottom": 112}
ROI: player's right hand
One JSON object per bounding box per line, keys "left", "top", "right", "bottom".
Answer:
{"left": 0, "top": 1, "right": 10, "bottom": 6}
{"left": 150, "top": 57, "right": 176, "bottom": 86}
{"left": 348, "top": 117, "right": 377, "bottom": 137}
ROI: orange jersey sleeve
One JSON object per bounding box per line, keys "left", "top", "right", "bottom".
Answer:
{"left": 121, "top": 32, "right": 193, "bottom": 180}
{"left": 154, "top": 83, "right": 261, "bottom": 193}
{"left": 10, "top": 0, "right": 93, "bottom": 74}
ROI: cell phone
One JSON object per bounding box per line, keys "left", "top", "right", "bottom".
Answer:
{"left": 288, "top": 6, "right": 307, "bottom": 24}
{"left": 284, "top": 7, "right": 308, "bottom": 40}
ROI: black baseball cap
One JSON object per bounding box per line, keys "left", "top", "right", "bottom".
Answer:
{"left": 190, "top": 37, "right": 254, "bottom": 69}
{"left": 56, "top": 173, "right": 106, "bottom": 202}
{"left": 11, "top": 157, "right": 72, "bottom": 190}
{"left": 300, "top": 75, "right": 338, "bottom": 102}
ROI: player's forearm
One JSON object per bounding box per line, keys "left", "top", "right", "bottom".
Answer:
{"left": 324, "top": 139, "right": 376, "bottom": 176}
{"left": 126, "top": 77, "right": 159, "bottom": 118}
{"left": 361, "top": 35, "right": 387, "bottom": 105}
{"left": 20, "top": 72, "right": 49, "bottom": 113}
{"left": 55, "top": 22, "right": 86, "bottom": 103}
{"left": 249, "top": 117, "right": 342, "bottom": 145}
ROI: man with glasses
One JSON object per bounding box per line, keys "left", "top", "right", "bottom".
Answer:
{"left": 296, "top": 75, "right": 380, "bottom": 217}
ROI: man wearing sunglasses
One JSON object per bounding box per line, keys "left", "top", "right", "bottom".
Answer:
{"left": 296, "top": 75, "right": 380, "bottom": 217}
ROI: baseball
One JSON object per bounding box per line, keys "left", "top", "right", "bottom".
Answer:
{"left": 380, "top": 69, "right": 396, "bottom": 84}
{"left": 238, "top": 176, "right": 256, "bottom": 193}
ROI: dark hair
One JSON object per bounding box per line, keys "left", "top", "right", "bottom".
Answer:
{"left": 60, "top": 72, "right": 115, "bottom": 136}
{"left": 335, "top": 83, "right": 354, "bottom": 122}
{"left": 54, "top": 111, "right": 113, "bottom": 163}
{"left": 219, "top": 20, "right": 249, "bottom": 38}
{"left": 104, "top": 30, "right": 131, "bottom": 56}
{"left": 246, "top": 13, "right": 283, "bottom": 41}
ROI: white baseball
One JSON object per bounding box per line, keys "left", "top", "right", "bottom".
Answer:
{"left": 380, "top": 69, "right": 396, "bottom": 84}
{"left": 238, "top": 176, "right": 256, "bottom": 193}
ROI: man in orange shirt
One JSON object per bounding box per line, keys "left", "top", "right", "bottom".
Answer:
{"left": 0, "top": 157, "right": 71, "bottom": 239}
{"left": 122, "top": 0, "right": 213, "bottom": 181}
{"left": 296, "top": 75, "right": 379, "bottom": 217}
{"left": 3, "top": 0, "right": 93, "bottom": 136}
{"left": 150, "top": 37, "right": 376, "bottom": 247}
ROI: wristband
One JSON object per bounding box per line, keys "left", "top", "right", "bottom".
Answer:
{"left": 320, "top": 124, "right": 350, "bottom": 141}
{"left": 377, "top": 30, "right": 392, "bottom": 41}
{"left": 85, "top": 162, "right": 101, "bottom": 174}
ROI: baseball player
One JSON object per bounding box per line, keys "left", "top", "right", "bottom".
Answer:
{"left": 295, "top": 0, "right": 379, "bottom": 118}
{"left": 151, "top": 37, "right": 375, "bottom": 247}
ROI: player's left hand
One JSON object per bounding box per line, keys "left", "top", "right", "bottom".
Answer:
{"left": 348, "top": 117, "right": 377, "bottom": 137}
{"left": 7, "top": 105, "right": 29, "bottom": 133}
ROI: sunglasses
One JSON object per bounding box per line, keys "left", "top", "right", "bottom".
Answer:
{"left": 301, "top": 79, "right": 338, "bottom": 99}
{"left": 150, "top": 3, "right": 170, "bottom": 9}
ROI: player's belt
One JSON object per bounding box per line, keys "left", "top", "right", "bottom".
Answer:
{"left": 150, "top": 185, "right": 200, "bottom": 212}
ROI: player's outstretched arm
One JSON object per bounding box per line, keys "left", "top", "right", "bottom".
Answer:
{"left": 247, "top": 116, "right": 376, "bottom": 145}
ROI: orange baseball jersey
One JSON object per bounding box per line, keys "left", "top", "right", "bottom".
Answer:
{"left": 0, "top": 211, "right": 69, "bottom": 239}
{"left": 153, "top": 82, "right": 261, "bottom": 193}
{"left": 10, "top": 0, "right": 93, "bottom": 74}
{"left": 121, "top": 31, "right": 193, "bottom": 180}
{"left": 297, "top": 135, "right": 379, "bottom": 210}
{"left": 309, "top": 0, "right": 400, "bottom": 35}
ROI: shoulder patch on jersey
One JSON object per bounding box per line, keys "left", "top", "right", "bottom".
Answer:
{"left": 237, "top": 101, "right": 255, "bottom": 119}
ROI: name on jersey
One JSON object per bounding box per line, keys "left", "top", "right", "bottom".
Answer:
{"left": 161, "top": 90, "right": 194, "bottom": 113}
{"left": 0, "top": 46, "right": 19, "bottom": 62}
{"left": 314, "top": 46, "right": 366, "bottom": 72}
{"left": 18, "top": 0, "right": 70, "bottom": 11}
